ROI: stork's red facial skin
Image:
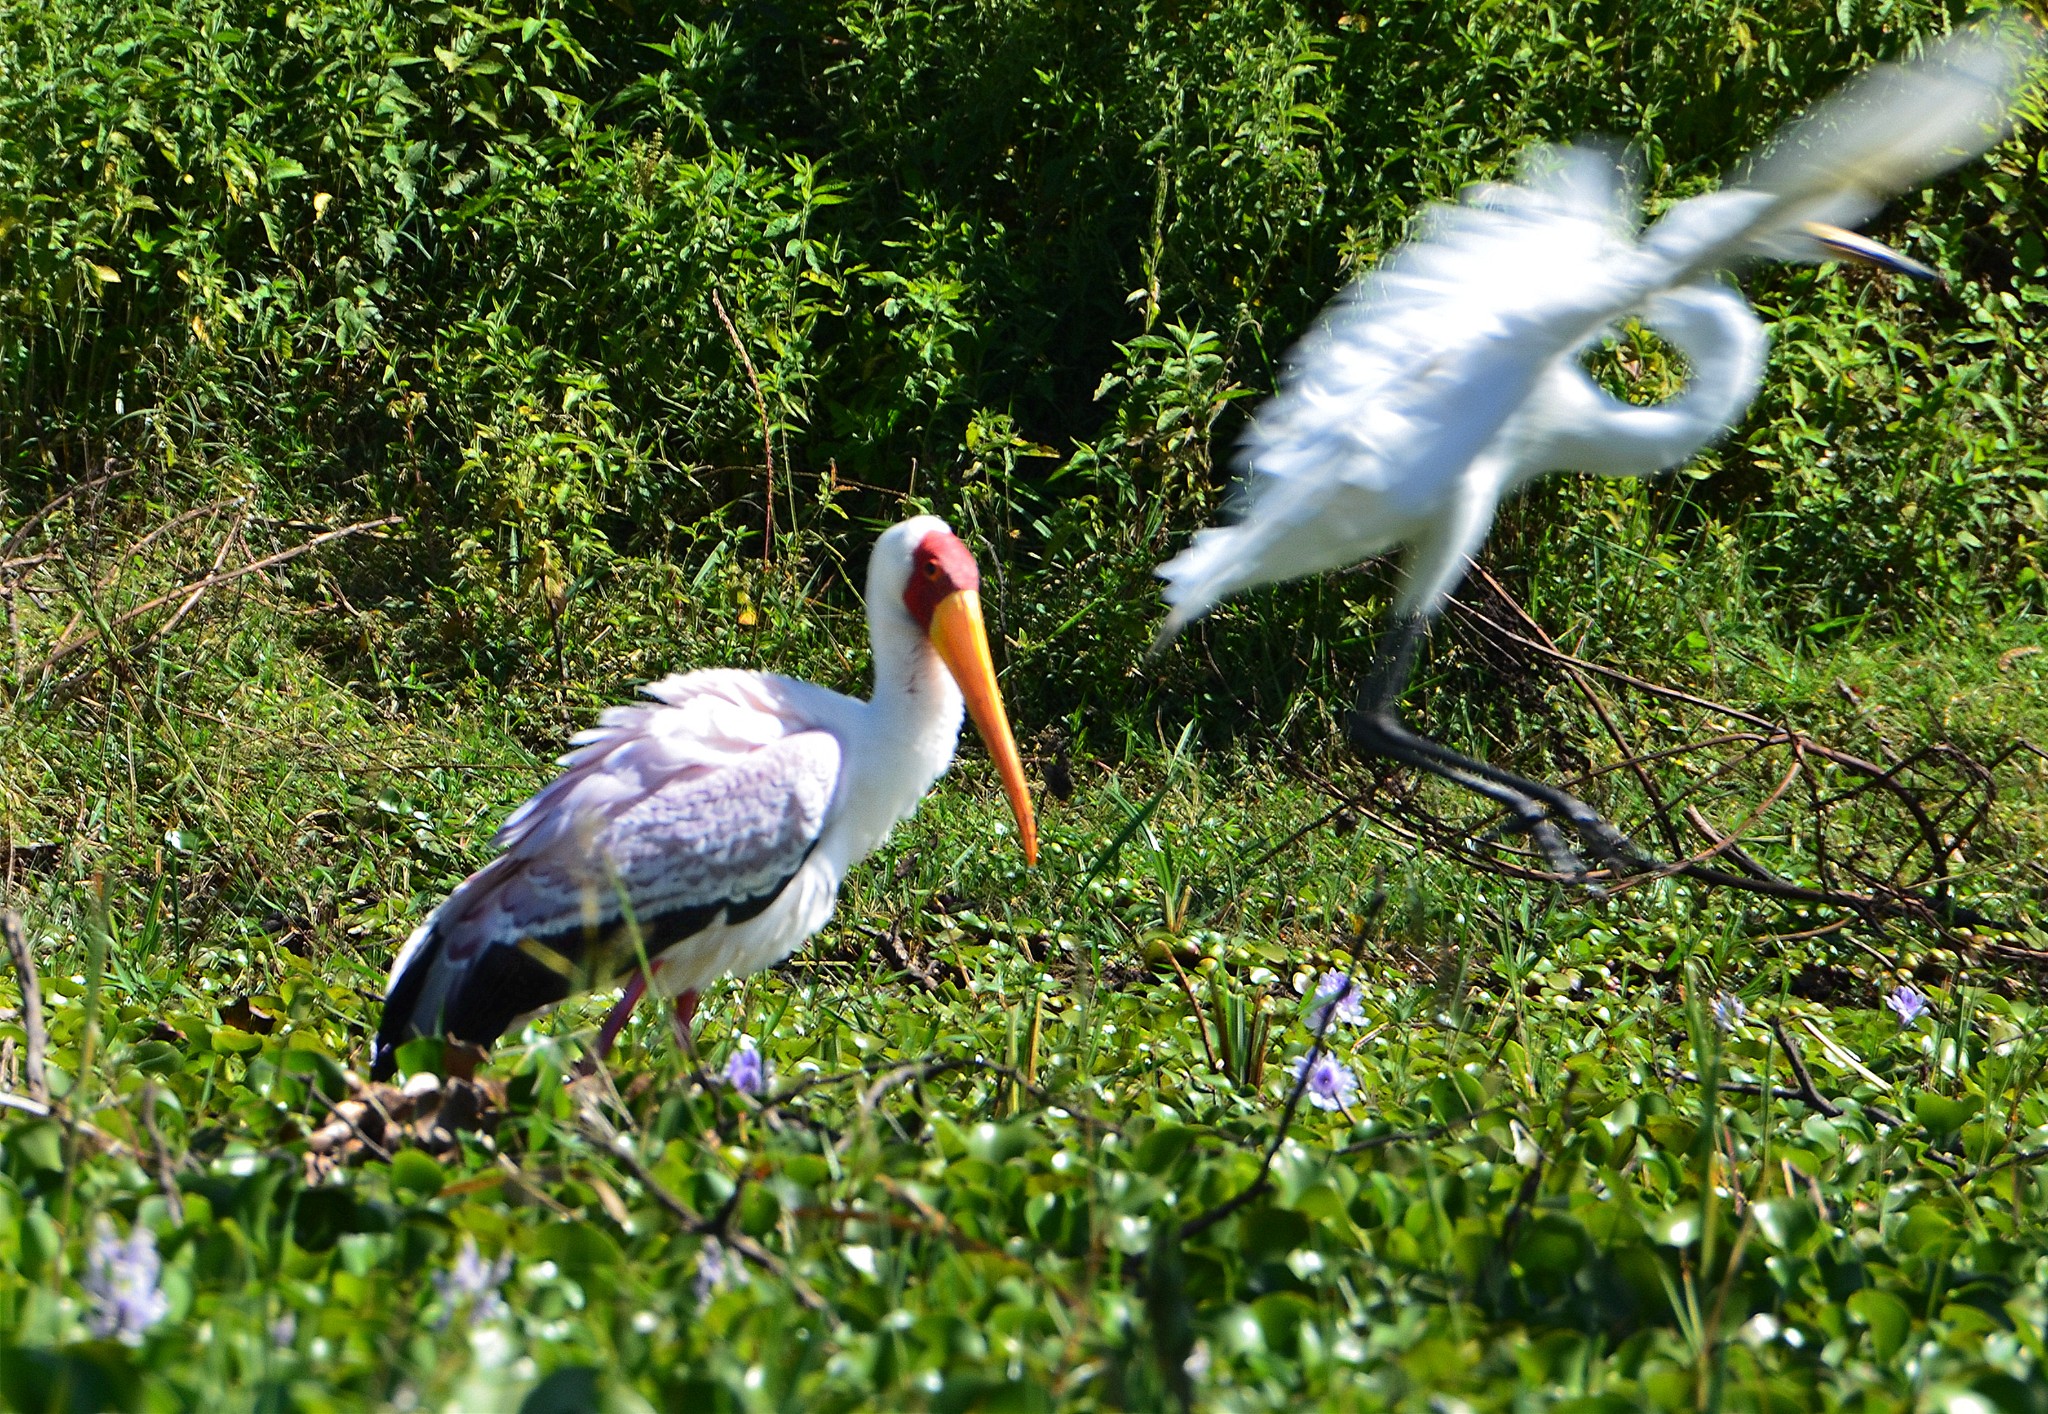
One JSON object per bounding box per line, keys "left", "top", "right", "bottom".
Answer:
{"left": 904, "top": 528, "right": 1038, "bottom": 866}
{"left": 902, "top": 531, "right": 983, "bottom": 630}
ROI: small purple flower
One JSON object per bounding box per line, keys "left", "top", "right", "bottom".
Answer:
{"left": 694, "top": 1238, "right": 732, "bottom": 1305}
{"left": 270, "top": 1311, "right": 298, "bottom": 1347}
{"left": 1310, "top": 971, "right": 1365, "bottom": 1030}
{"left": 1887, "top": 986, "right": 1928, "bottom": 1028}
{"left": 433, "top": 1234, "right": 513, "bottom": 1328}
{"left": 724, "top": 1041, "right": 767, "bottom": 1096}
{"left": 1711, "top": 993, "right": 1747, "bottom": 1033}
{"left": 1292, "top": 1051, "right": 1358, "bottom": 1112}
{"left": 82, "top": 1215, "right": 168, "bottom": 1345}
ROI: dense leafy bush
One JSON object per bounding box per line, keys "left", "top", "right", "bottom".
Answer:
{"left": 5, "top": 0, "right": 2044, "bottom": 728}
{"left": 6, "top": 2, "right": 2048, "bottom": 1408}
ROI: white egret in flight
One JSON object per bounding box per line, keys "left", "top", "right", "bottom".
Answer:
{"left": 1154, "top": 24, "right": 2040, "bottom": 878}
{"left": 373, "top": 516, "right": 1037, "bottom": 1077}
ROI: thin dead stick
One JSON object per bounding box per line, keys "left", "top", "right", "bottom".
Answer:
{"left": 1751, "top": 915, "right": 1855, "bottom": 945}
{"left": 1768, "top": 1019, "right": 1842, "bottom": 1119}
{"left": 155, "top": 505, "right": 249, "bottom": 643}
{"left": 1392, "top": 598, "right": 1995, "bottom": 923}
{"left": 854, "top": 1056, "right": 1054, "bottom": 1115}
{"left": 40, "top": 514, "right": 399, "bottom": 672}
{"left": 1682, "top": 805, "right": 1784, "bottom": 883}
{"left": 1665, "top": 1062, "right": 1907, "bottom": 1135}
{"left": 93, "top": 497, "right": 245, "bottom": 589}
{"left": 709, "top": 287, "right": 776, "bottom": 564}
{"left": 1468, "top": 567, "right": 1687, "bottom": 857}
{"left": 1163, "top": 948, "right": 1222, "bottom": 1074}
{"left": 2, "top": 911, "right": 46, "bottom": 1105}
{"left": 1464, "top": 573, "right": 1909, "bottom": 884}
{"left": 1314, "top": 755, "right": 1937, "bottom": 916}
{"left": 495, "top": 1153, "right": 576, "bottom": 1218}
{"left": 1606, "top": 748, "right": 1806, "bottom": 896}
{"left": 0, "top": 552, "right": 61, "bottom": 584}
{"left": 0, "top": 463, "right": 135, "bottom": 564}
{"left": 1457, "top": 593, "right": 1975, "bottom": 866}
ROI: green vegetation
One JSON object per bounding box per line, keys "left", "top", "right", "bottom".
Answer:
{"left": 4, "top": 0, "right": 2048, "bottom": 1407}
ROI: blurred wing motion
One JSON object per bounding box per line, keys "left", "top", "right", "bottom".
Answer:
{"left": 1155, "top": 152, "right": 1645, "bottom": 640}
{"left": 1152, "top": 17, "right": 2040, "bottom": 881}
{"left": 376, "top": 671, "right": 841, "bottom": 1068}
{"left": 1732, "top": 25, "right": 2038, "bottom": 266}
{"left": 1158, "top": 19, "right": 2042, "bottom": 642}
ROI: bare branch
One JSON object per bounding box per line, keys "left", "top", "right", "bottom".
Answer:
{"left": 710, "top": 287, "right": 777, "bottom": 564}
{"left": 1180, "top": 895, "right": 1381, "bottom": 1241}
{"left": 2, "top": 911, "right": 47, "bottom": 1105}
{"left": 38, "top": 514, "right": 401, "bottom": 675}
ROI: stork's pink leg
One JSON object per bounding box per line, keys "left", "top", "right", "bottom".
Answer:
{"left": 670, "top": 989, "right": 700, "bottom": 1048}
{"left": 591, "top": 971, "right": 648, "bottom": 1061}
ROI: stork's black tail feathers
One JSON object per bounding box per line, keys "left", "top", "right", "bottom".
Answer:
{"left": 369, "top": 917, "right": 573, "bottom": 1079}
{"left": 370, "top": 920, "right": 444, "bottom": 1080}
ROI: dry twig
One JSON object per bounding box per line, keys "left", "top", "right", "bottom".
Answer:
{"left": 38, "top": 513, "right": 401, "bottom": 676}
{"left": 141, "top": 1082, "right": 186, "bottom": 1225}
{"left": 2, "top": 911, "right": 47, "bottom": 1107}
{"left": 573, "top": 1101, "right": 826, "bottom": 1310}
{"left": 710, "top": 287, "right": 777, "bottom": 563}
{"left": 1327, "top": 572, "right": 2019, "bottom": 933}
{"left": 1180, "top": 895, "right": 1381, "bottom": 1241}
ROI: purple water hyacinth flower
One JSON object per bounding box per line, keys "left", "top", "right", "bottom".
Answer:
{"left": 694, "top": 1238, "right": 732, "bottom": 1305}
{"left": 1711, "top": 993, "right": 1747, "bottom": 1033}
{"left": 1292, "top": 1051, "right": 1359, "bottom": 1112}
{"left": 433, "top": 1234, "right": 513, "bottom": 1327}
{"left": 1310, "top": 971, "right": 1365, "bottom": 1030}
{"left": 1887, "top": 986, "right": 1928, "bottom": 1027}
{"left": 82, "top": 1215, "right": 168, "bottom": 1346}
{"left": 724, "top": 1041, "right": 768, "bottom": 1096}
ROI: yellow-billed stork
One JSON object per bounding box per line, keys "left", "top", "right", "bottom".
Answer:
{"left": 372, "top": 516, "right": 1037, "bottom": 1077}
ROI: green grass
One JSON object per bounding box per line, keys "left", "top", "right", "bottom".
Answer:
{"left": 6, "top": 0, "right": 2048, "bottom": 1408}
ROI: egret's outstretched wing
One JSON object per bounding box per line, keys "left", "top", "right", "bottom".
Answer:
{"left": 1155, "top": 147, "right": 1645, "bottom": 639}
{"left": 374, "top": 671, "right": 841, "bottom": 1072}
{"left": 1648, "top": 22, "right": 2042, "bottom": 277}
{"left": 1156, "top": 19, "right": 2039, "bottom": 643}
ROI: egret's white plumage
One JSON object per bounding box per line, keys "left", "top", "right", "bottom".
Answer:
{"left": 1156, "top": 24, "right": 2038, "bottom": 641}
{"left": 1152, "top": 21, "right": 2038, "bottom": 876}
{"left": 373, "top": 516, "right": 1037, "bottom": 1076}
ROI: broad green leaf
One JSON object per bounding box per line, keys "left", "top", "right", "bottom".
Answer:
{"left": 1848, "top": 1288, "right": 1913, "bottom": 1360}
{"left": 1914, "top": 1093, "right": 1982, "bottom": 1136}
{"left": 389, "top": 1149, "right": 444, "bottom": 1201}
{"left": 1753, "top": 1198, "right": 1818, "bottom": 1251}
{"left": 1652, "top": 1205, "right": 1703, "bottom": 1248}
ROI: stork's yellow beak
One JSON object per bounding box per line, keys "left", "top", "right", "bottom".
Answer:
{"left": 1802, "top": 221, "right": 1943, "bottom": 284}
{"left": 927, "top": 589, "right": 1039, "bottom": 865}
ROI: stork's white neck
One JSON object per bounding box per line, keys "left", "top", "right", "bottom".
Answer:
{"left": 868, "top": 607, "right": 966, "bottom": 777}
{"left": 809, "top": 596, "right": 965, "bottom": 873}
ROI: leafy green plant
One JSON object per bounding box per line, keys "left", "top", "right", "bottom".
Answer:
{"left": 6, "top": 0, "right": 2048, "bottom": 1406}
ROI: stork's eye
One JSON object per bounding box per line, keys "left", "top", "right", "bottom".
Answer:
{"left": 923, "top": 562, "right": 940, "bottom": 578}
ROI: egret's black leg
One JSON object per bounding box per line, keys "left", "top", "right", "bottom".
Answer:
{"left": 1346, "top": 615, "right": 1644, "bottom": 880}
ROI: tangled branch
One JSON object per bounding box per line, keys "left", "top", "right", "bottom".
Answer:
{"left": 1337, "top": 568, "right": 2025, "bottom": 942}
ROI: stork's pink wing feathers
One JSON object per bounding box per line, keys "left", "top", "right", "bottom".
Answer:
{"left": 374, "top": 670, "right": 844, "bottom": 1072}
